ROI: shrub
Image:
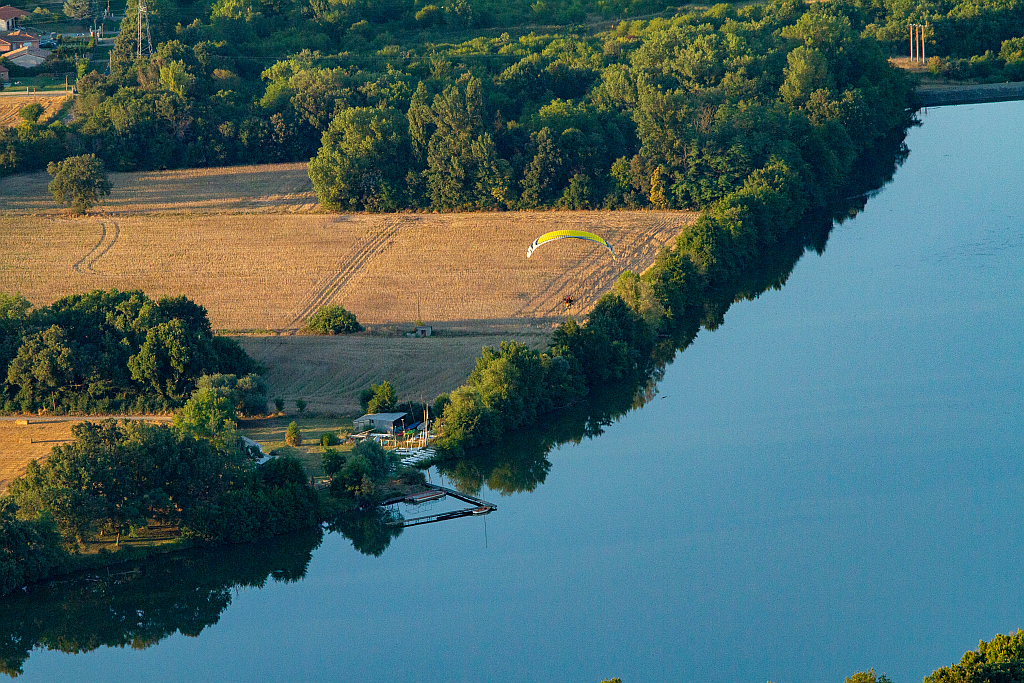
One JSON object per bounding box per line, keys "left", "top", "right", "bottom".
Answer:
{"left": 285, "top": 421, "right": 302, "bottom": 446}
{"left": 19, "top": 103, "right": 44, "bottom": 123}
{"left": 305, "top": 305, "right": 363, "bottom": 335}
{"left": 321, "top": 431, "right": 340, "bottom": 447}
{"left": 296, "top": 398, "right": 307, "bottom": 413}
{"left": 273, "top": 397, "right": 284, "bottom": 413}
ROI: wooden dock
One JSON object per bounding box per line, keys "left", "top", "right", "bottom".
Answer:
{"left": 383, "top": 484, "right": 497, "bottom": 527}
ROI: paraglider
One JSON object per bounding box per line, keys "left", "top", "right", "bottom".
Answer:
{"left": 526, "top": 230, "right": 615, "bottom": 259}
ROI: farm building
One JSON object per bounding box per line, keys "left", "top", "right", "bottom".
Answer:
{"left": 4, "top": 45, "right": 48, "bottom": 67}
{"left": 0, "top": 6, "right": 29, "bottom": 31}
{"left": 353, "top": 412, "right": 409, "bottom": 434}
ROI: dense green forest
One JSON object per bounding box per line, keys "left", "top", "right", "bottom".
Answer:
{"left": 0, "top": 290, "right": 260, "bottom": 414}
{"left": 0, "top": 0, "right": 942, "bottom": 195}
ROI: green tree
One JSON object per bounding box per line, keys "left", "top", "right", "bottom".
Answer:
{"left": 424, "top": 75, "right": 485, "bottom": 209}
{"left": 366, "top": 381, "right": 396, "bottom": 414}
{"left": 845, "top": 671, "right": 892, "bottom": 683}
{"left": 128, "top": 319, "right": 206, "bottom": 401}
{"left": 295, "top": 398, "right": 306, "bottom": 413}
{"left": 285, "top": 421, "right": 302, "bottom": 446}
{"left": 174, "top": 387, "right": 238, "bottom": 451}
{"left": 18, "top": 103, "right": 44, "bottom": 124}
{"left": 46, "top": 154, "right": 112, "bottom": 215}
{"left": 6, "top": 325, "right": 75, "bottom": 413}
{"left": 304, "top": 305, "right": 362, "bottom": 334}
{"left": 159, "top": 60, "right": 197, "bottom": 98}
{"left": 63, "top": 0, "right": 94, "bottom": 20}
{"left": 308, "top": 107, "right": 410, "bottom": 211}
{"left": 924, "top": 630, "right": 1024, "bottom": 683}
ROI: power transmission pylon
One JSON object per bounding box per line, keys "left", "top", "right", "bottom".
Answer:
{"left": 137, "top": 0, "right": 152, "bottom": 57}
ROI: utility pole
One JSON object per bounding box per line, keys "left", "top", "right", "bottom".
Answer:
{"left": 137, "top": 0, "right": 152, "bottom": 57}
{"left": 910, "top": 23, "right": 926, "bottom": 65}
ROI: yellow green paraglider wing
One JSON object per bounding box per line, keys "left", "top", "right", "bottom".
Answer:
{"left": 526, "top": 230, "right": 615, "bottom": 259}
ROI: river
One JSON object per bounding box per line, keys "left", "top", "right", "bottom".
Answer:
{"left": 3, "top": 100, "right": 1023, "bottom": 683}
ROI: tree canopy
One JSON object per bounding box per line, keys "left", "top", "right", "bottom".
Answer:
{"left": 0, "top": 290, "right": 259, "bottom": 415}
{"left": 46, "top": 154, "right": 112, "bottom": 215}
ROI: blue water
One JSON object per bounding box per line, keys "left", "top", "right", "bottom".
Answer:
{"left": 15, "top": 100, "right": 1024, "bottom": 682}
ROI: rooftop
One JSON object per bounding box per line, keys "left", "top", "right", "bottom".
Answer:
{"left": 355, "top": 412, "right": 409, "bottom": 421}
{"left": 0, "top": 6, "right": 30, "bottom": 20}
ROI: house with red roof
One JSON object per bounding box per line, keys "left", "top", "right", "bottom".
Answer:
{"left": 0, "top": 6, "right": 30, "bottom": 31}
{"left": 4, "top": 44, "right": 48, "bottom": 67}
{"left": 1, "top": 29, "right": 36, "bottom": 50}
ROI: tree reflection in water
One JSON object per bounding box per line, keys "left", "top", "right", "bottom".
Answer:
{"left": 0, "top": 529, "right": 323, "bottom": 677}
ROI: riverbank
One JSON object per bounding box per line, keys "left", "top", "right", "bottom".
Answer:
{"left": 916, "top": 80, "right": 1024, "bottom": 106}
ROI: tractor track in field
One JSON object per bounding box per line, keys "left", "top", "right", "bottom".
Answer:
{"left": 514, "top": 215, "right": 687, "bottom": 318}
{"left": 287, "top": 215, "right": 412, "bottom": 330}
{"left": 72, "top": 221, "right": 120, "bottom": 275}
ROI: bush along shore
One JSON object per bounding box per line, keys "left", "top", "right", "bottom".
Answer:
{"left": 0, "top": 290, "right": 419, "bottom": 595}
{"left": 0, "top": 413, "right": 426, "bottom": 596}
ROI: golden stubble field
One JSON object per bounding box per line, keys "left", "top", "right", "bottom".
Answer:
{"left": 0, "top": 163, "right": 695, "bottom": 331}
{"left": 235, "top": 332, "right": 552, "bottom": 414}
{"left": 0, "top": 162, "right": 697, "bottom": 416}
{"left": 0, "top": 93, "right": 72, "bottom": 128}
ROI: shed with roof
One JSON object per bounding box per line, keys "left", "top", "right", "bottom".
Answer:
{"left": 353, "top": 412, "right": 409, "bottom": 434}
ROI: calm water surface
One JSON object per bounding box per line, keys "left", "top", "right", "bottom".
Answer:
{"left": 14, "top": 101, "right": 1024, "bottom": 682}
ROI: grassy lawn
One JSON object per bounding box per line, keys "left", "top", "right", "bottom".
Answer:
{"left": 2, "top": 76, "right": 73, "bottom": 92}
{"left": 238, "top": 415, "right": 355, "bottom": 478}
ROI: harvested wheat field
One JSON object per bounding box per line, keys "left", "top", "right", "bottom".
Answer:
{"left": 0, "top": 420, "right": 79, "bottom": 493}
{"left": 1, "top": 161, "right": 317, "bottom": 215}
{"left": 236, "top": 332, "right": 551, "bottom": 414}
{"left": 1, "top": 162, "right": 697, "bottom": 413}
{"left": 0, "top": 164, "right": 695, "bottom": 330}
{"left": 0, "top": 93, "right": 72, "bottom": 128}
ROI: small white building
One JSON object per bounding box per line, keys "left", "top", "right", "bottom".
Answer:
{"left": 353, "top": 412, "right": 409, "bottom": 434}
